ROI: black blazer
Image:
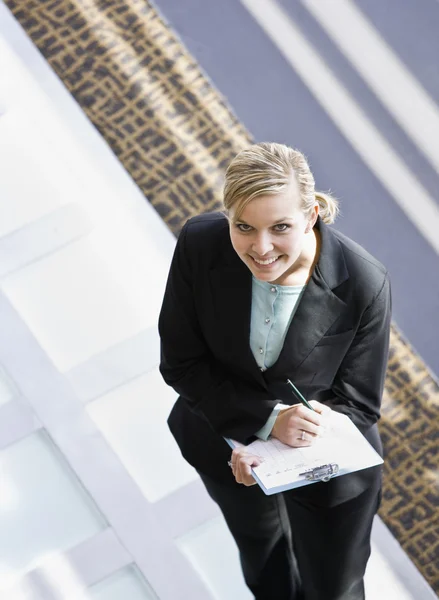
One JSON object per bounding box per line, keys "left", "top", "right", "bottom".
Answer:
{"left": 159, "top": 212, "right": 391, "bottom": 505}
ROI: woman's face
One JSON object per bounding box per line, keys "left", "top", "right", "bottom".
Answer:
{"left": 229, "top": 186, "right": 318, "bottom": 285}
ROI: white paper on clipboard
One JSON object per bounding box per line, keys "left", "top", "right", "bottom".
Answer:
{"left": 226, "top": 411, "right": 383, "bottom": 495}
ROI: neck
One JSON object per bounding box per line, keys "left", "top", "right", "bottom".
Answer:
{"left": 272, "top": 230, "right": 320, "bottom": 286}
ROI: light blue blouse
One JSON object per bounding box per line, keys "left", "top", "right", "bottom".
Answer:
{"left": 249, "top": 277, "right": 305, "bottom": 439}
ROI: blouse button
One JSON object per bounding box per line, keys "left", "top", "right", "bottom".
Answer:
{"left": 270, "top": 286, "right": 276, "bottom": 293}
{"left": 259, "top": 348, "right": 264, "bottom": 354}
{"left": 265, "top": 318, "right": 270, "bottom": 324}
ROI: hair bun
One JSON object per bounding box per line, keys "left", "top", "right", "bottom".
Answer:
{"left": 315, "top": 192, "right": 339, "bottom": 224}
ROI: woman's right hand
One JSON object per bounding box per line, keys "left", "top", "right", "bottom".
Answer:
{"left": 271, "top": 401, "right": 332, "bottom": 447}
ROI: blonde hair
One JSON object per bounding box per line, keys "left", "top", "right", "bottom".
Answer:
{"left": 223, "top": 142, "right": 339, "bottom": 224}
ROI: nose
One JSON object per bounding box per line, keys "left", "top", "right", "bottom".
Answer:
{"left": 252, "top": 232, "right": 274, "bottom": 256}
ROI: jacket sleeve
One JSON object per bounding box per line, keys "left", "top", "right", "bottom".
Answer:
{"left": 325, "top": 273, "right": 392, "bottom": 434}
{"left": 158, "top": 221, "right": 279, "bottom": 442}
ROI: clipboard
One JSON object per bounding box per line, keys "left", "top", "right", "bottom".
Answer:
{"left": 225, "top": 411, "right": 383, "bottom": 495}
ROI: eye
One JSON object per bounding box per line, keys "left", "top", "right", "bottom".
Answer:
{"left": 236, "top": 223, "right": 253, "bottom": 232}
{"left": 273, "top": 223, "right": 290, "bottom": 232}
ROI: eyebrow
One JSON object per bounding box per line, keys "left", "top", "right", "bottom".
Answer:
{"left": 236, "top": 217, "right": 294, "bottom": 225}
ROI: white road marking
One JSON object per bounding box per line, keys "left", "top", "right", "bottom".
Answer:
{"left": 304, "top": 0, "right": 439, "bottom": 176}
{"left": 240, "top": 0, "right": 439, "bottom": 255}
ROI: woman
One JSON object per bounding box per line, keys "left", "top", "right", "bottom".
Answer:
{"left": 159, "top": 142, "right": 391, "bottom": 599}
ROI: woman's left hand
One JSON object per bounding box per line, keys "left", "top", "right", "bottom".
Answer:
{"left": 230, "top": 447, "right": 263, "bottom": 486}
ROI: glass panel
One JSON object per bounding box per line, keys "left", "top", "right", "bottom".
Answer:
{"left": 0, "top": 112, "right": 71, "bottom": 239}
{"left": 0, "top": 366, "right": 17, "bottom": 406}
{"left": 364, "top": 542, "right": 420, "bottom": 600}
{"left": 176, "top": 516, "right": 252, "bottom": 600}
{"left": 0, "top": 431, "right": 105, "bottom": 581}
{"left": 71, "top": 566, "right": 157, "bottom": 600}
{"left": 87, "top": 368, "right": 197, "bottom": 503}
{"left": 1, "top": 236, "right": 161, "bottom": 372}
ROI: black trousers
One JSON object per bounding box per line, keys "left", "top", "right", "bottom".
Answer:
{"left": 198, "top": 470, "right": 381, "bottom": 600}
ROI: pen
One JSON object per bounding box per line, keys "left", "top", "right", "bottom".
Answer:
{"left": 286, "top": 379, "right": 316, "bottom": 411}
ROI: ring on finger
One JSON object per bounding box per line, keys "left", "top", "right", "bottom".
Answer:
{"left": 301, "top": 430, "right": 306, "bottom": 441}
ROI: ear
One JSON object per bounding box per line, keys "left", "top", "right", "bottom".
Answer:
{"left": 306, "top": 204, "right": 319, "bottom": 233}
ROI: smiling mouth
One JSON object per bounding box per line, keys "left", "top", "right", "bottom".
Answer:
{"left": 251, "top": 255, "right": 281, "bottom": 266}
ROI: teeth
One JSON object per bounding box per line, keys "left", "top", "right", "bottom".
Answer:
{"left": 253, "top": 256, "right": 279, "bottom": 265}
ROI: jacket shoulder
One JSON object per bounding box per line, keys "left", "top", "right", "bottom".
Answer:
{"left": 185, "top": 211, "right": 228, "bottom": 230}
{"left": 328, "top": 227, "right": 390, "bottom": 309}
{"left": 182, "top": 212, "right": 229, "bottom": 253}
{"left": 333, "top": 228, "right": 387, "bottom": 280}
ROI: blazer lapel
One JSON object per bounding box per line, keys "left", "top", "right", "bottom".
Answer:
{"left": 208, "top": 240, "right": 267, "bottom": 385}
{"left": 266, "top": 219, "right": 349, "bottom": 379}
